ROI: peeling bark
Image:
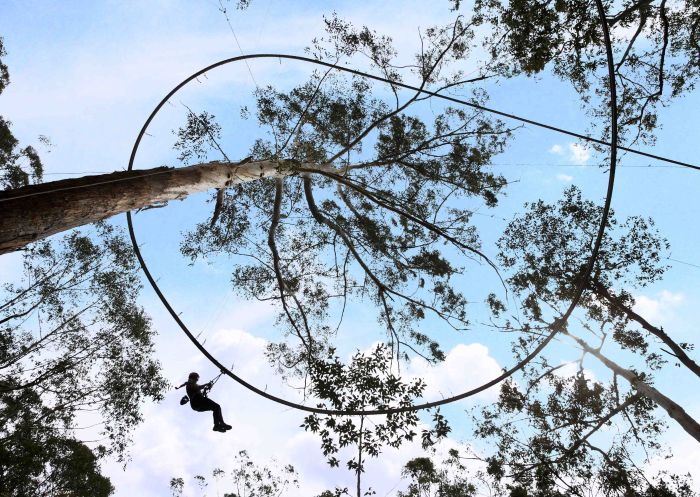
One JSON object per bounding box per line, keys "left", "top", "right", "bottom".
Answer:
{"left": 0, "top": 159, "right": 336, "bottom": 254}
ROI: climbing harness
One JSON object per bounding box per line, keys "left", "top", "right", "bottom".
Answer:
{"left": 175, "top": 370, "right": 226, "bottom": 406}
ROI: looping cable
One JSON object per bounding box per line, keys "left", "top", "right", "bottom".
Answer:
{"left": 127, "top": 13, "right": 620, "bottom": 417}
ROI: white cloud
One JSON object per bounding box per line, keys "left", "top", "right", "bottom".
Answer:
{"left": 548, "top": 143, "right": 591, "bottom": 165}
{"left": 407, "top": 343, "right": 502, "bottom": 403}
{"left": 568, "top": 143, "right": 591, "bottom": 165}
{"left": 556, "top": 173, "right": 573, "bottom": 182}
{"left": 549, "top": 144, "right": 564, "bottom": 155}
{"left": 647, "top": 421, "right": 700, "bottom": 484}
{"left": 103, "top": 326, "right": 312, "bottom": 497}
{"left": 103, "top": 325, "right": 496, "bottom": 497}
{"left": 632, "top": 290, "right": 685, "bottom": 325}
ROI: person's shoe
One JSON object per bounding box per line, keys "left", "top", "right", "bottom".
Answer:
{"left": 213, "top": 424, "right": 227, "bottom": 432}
{"left": 221, "top": 423, "right": 232, "bottom": 430}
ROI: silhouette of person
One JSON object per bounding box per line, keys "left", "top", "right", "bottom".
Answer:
{"left": 183, "top": 372, "right": 231, "bottom": 432}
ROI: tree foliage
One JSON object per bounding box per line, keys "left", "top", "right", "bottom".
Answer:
{"left": 472, "top": 366, "right": 698, "bottom": 496}
{"left": 496, "top": 185, "right": 697, "bottom": 381}
{"left": 468, "top": 185, "right": 700, "bottom": 495}
{"left": 0, "top": 37, "right": 43, "bottom": 191}
{"left": 1, "top": 383, "right": 114, "bottom": 497}
{"left": 0, "top": 223, "right": 169, "bottom": 494}
{"left": 178, "top": 16, "right": 512, "bottom": 377}
{"left": 398, "top": 450, "right": 478, "bottom": 497}
{"left": 169, "top": 450, "right": 298, "bottom": 497}
{"left": 0, "top": 39, "right": 168, "bottom": 495}
{"left": 302, "top": 344, "right": 449, "bottom": 497}
{"left": 458, "top": 0, "right": 700, "bottom": 145}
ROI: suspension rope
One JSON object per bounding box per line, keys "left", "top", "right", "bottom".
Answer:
{"left": 128, "top": 16, "right": 620, "bottom": 416}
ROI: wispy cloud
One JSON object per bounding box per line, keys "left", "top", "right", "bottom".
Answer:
{"left": 549, "top": 144, "right": 564, "bottom": 155}
{"left": 548, "top": 142, "right": 591, "bottom": 165}
{"left": 633, "top": 290, "right": 685, "bottom": 325}
{"left": 569, "top": 143, "right": 591, "bottom": 165}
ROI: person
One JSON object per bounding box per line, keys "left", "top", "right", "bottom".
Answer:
{"left": 184, "top": 372, "right": 232, "bottom": 433}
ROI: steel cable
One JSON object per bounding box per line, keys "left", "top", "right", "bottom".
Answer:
{"left": 127, "top": 9, "right": 620, "bottom": 415}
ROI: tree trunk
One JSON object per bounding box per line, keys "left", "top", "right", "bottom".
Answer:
{"left": 591, "top": 280, "right": 700, "bottom": 379}
{"left": 0, "top": 159, "right": 334, "bottom": 255}
{"left": 565, "top": 330, "right": 700, "bottom": 444}
{"left": 357, "top": 416, "right": 364, "bottom": 497}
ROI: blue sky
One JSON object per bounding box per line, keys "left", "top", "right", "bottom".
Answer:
{"left": 2, "top": 1, "right": 700, "bottom": 495}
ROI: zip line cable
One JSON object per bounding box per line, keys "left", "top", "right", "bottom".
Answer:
{"left": 1, "top": 50, "right": 697, "bottom": 205}
{"left": 126, "top": 4, "right": 621, "bottom": 417}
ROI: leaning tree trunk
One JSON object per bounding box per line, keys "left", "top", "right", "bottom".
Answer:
{"left": 565, "top": 330, "right": 700, "bottom": 444}
{"left": 0, "top": 159, "right": 333, "bottom": 255}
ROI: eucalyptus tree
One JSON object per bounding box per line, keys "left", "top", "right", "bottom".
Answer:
{"left": 0, "top": 16, "right": 512, "bottom": 386}
{"left": 474, "top": 371, "right": 697, "bottom": 496}
{"left": 171, "top": 16, "right": 513, "bottom": 374}
{"left": 493, "top": 186, "right": 699, "bottom": 438}
{"left": 465, "top": 186, "right": 699, "bottom": 495}
{"left": 456, "top": 0, "right": 700, "bottom": 145}
{"left": 1, "top": 38, "right": 167, "bottom": 496}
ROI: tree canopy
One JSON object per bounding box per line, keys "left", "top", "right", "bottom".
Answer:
{"left": 0, "top": 37, "right": 168, "bottom": 495}
{"left": 2, "top": 1, "right": 700, "bottom": 495}
{"left": 178, "top": 16, "right": 513, "bottom": 376}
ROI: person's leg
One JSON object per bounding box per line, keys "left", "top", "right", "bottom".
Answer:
{"left": 197, "top": 398, "right": 226, "bottom": 428}
{"left": 210, "top": 400, "right": 223, "bottom": 426}
{"left": 191, "top": 398, "right": 229, "bottom": 431}
{"left": 207, "top": 398, "right": 231, "bottom": 429}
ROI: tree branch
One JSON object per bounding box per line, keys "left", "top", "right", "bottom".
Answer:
{"left": 591, "top": 280, "right": 700, "bottom": 378}
{"left": 564, "top": 329, "right": 700, "bottom": 443}
{"left": 267, "top": 177, "right": 314, "bottom": 351}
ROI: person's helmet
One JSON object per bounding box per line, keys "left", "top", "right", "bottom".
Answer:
{"left": 188, "top": 372, "right": 199, "bottom": 380}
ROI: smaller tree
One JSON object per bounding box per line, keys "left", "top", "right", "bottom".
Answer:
{"left": 473, "top": 364, "right": 697, "bottom": 496}
{"left": 302, "top": 343, "right": 449, "bottom": 497}
{"left": 0, "top": 384, "right": 113, "bottom": 497}
{"left": 492, "top": 185, "right": 700, "bottom": 443}
{"left": 398, "top": 449, "right": 478, "bottom": 497}
{"left": 168, "top": 450, "right": 298, "bottom": 497}
{"left": 464, "top": 185, "right": 700, "bottom": 495}
{"left": 0, "top": 37, "right": 44, "bottom": 191}
{"left": 1, "top": 223, "right": 169, "bottom": 497}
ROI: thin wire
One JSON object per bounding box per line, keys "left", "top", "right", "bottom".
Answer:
{"left": 127, "top": 9, "right": 621, "bottom": 418}
{"left": 32, "top": 160, "right": 687, "bottom": 180}
{"left": 668, "top": 257, "right": 700, "bottom": 269}
{"left": 217, "top": 0, "right": 258, "bottom": 88}
{"left": 489, "top": 162, "right": 685, "bottom": 169}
